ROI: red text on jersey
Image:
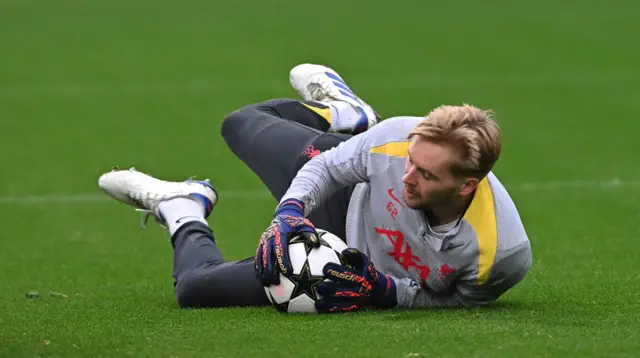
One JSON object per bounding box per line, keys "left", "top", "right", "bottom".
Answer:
{"left": 375, "top": 227, "right": 431, "bottom": 281}
{"left": 386, "top": 189, "right": 406, "bottom": 220}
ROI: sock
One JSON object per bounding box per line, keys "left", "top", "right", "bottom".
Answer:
{"left": 157, "top": 197, "right": 209, "bottom": 236}
{"left": 327, "top": 101, "right": 365, "bottom": 132}
{"left": 301, "top": 100, "right": 363, "bottom": 132}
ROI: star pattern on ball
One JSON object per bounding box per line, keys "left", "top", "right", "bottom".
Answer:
{"left": 290, "top": 260, "right": 325, "bottom": 301}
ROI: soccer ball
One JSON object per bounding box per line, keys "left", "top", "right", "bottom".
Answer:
{"left": 264, "top": 229, "right": 348, "bottom": 314}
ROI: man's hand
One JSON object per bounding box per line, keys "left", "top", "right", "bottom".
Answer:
{"left": 255, "top": 199, "right": 319, "bottom": 286}
{"left": 315, "top": 248, "right": 397, "bottom": 313}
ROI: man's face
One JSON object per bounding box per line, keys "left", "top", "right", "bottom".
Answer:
{"left": 401, "top": 138, "right": 464, "bottom": 210}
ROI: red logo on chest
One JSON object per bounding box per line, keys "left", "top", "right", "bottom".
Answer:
{"left": 375, "top": 227, "right": 458, "bottom": 285}
{"left": 375, "top": 227, "right": 430, "bottom": 281}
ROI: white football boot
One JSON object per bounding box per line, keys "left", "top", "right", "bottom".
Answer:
{"left": 289, "top": 63, "right": 381, "bottom": 134}
{"left": 98, "top": 167, "right": 218, "bottom": 228}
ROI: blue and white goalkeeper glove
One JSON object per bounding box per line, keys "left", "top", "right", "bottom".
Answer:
{"left": 255, "top": 198, "right": 319, "bottom": 286}
{"left": 315, "top": 248, "right": 397, "bottom": 313}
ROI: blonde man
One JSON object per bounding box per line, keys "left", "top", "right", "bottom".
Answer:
{"left": 99, "top": 64, "right": 531, "bottom": 311}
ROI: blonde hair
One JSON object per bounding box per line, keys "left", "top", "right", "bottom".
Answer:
{"left": 408, "top": 104, "right": 501, "bottom": 179}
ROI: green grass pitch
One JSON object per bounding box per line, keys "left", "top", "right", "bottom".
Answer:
{"left": 1, "top": 0, "right": 639, "bottom": 356}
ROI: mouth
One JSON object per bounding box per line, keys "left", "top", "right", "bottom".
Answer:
{"left": 404, "top": 186, "right": 418, "bottom": 197}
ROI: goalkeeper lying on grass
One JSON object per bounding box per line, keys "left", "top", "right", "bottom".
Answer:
{"left": 98, "top": 63, "right": 532, "bottom": 313}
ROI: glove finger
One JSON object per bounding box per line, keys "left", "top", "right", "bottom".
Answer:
{"left": 298, "top": 231, "right": 321, "bottom": 248}
{"left": 323, "top": 262, "right": 363, "bottom": 283}
{"left": 265, "top": 240, "right": 281, "bottom": 285}
{"left": 284, "top": 217, "right": 320, "bottom": 248}
{"left": 257, "top": 225, "right": 275, "bottom": 283}
{"left": 316, "top": 282, "right": 338, "bottom": 297}
{"left": 315, "top": 298, "right": 362, "bottom": 314}
{"left": 266, "top": 228, "right": 291, "bottom": 280}
{"left": 341, "top": 248, "right": 367, "bottom": 269}
{"left": 255, "top": 241, "right": 266, "bottom": 285}
{"left": 318, "top": 281, "right": 366, "bottom": 298}
{"left": 324, "top": 263, "right": 372, "bottom": 293}
{"left": 277, "top": 231, "right": 294, "bottom": 276}
{"left": 332, "top": 288, "right": 366, "bottom": 299}
{"left": 314, "top": 299, "right": 341, "bottom": 313}
{"left": 253, "top": 242, "right": 263, "bottom": 285}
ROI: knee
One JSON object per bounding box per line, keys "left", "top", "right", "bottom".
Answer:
{"left": 221, "top": 106, "right": 254, "bottom": 142}
{"left": 220, "top": 99, "right": 292, "bottom": 140}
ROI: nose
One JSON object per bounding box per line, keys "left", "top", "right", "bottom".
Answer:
{"left": 402, "top": 164, "right": 417, "bottom": 185}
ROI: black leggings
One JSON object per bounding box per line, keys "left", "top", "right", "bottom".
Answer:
{"left": 221, "top": 98, "right": 355, "bottom": 238}
{"left": 172, "top": 99, "right": 354, "bottom": 308}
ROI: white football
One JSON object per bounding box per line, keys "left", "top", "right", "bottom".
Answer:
{"left": 264, "top": 229, "right": 348, "bottom": 314}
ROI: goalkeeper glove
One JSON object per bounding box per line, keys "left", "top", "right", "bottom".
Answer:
{"left": 255, "top": 198, "right": 319, "bottom": 286}
{"left": 315, "top": 248, "right": 397, "bottom": 313}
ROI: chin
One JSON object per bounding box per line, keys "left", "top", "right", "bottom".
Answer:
{"left": 403, "top": 196, "right": 422, "bottom": 210}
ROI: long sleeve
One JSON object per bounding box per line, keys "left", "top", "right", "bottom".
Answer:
{"left": 279, "top": 132, "right": 372, "bottom": 216}
{"left": 393, "top": 241, "right": 532, "bottom": 308}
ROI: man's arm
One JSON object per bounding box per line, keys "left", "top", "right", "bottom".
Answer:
{"left": 279, "top": 133, "right": 373, "bottom": 217}
{"left": 280, "top": 116, "right": 421, "bottom": 217}
{"left": 395, "top": 241, "right": 532, "bottom": 308}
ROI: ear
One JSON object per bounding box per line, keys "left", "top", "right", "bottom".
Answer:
{"left": 459, "top": 177, "right": 479, "bottom": 196}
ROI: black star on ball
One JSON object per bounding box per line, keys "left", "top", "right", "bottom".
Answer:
{"left": 290, "top": 260, "right": 325, "bottom": 301}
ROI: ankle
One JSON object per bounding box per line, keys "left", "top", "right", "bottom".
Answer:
{"left": 158, "top": 197, "right": 208, "bottom": 236}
